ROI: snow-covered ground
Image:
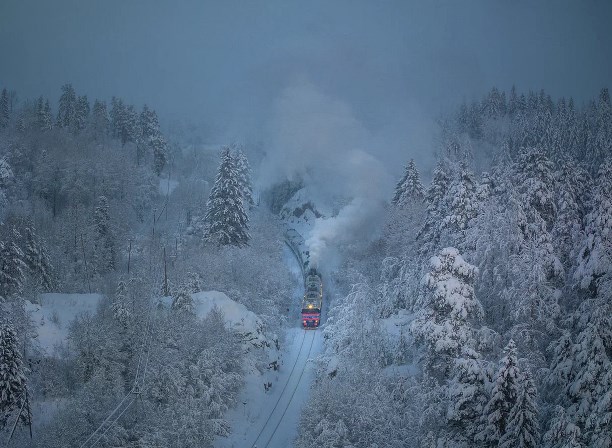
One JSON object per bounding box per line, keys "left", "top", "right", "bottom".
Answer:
{"left": 216, "top": 327, "right": 323, "bottom": 448}
{"left": 159, "top": 176, "right": 179, "bottom": 195}
{"left": 25, "top": 293, "right": 104, "bottom": 356}
{"left": 215, "top": 228, "right": 325, "bottom": 448}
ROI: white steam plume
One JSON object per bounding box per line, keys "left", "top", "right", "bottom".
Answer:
{"left": 259, "top": 79, "right": 394, "bottom": 267}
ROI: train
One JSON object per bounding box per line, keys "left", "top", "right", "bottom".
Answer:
{"left": 301, "top": 268, "right": 322, "bottom": 328}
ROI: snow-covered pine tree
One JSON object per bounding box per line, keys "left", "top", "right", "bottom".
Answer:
{"left": 43, "top": 99, "right": 53, "bottom": 130}
{"left": 498, "top": 369, "right": 540, "bottom": 448}
{"left": 476, "top": 339, "right": 521, "bottom": 447}
{"left": 0, "top": 227, "right": 27, "bottom": 301}
{"left": 440, "top": 162, "right": 478, "bottom": 249}
{"left": 73, "top": 94, "right": 90, "bottom": 133}
{"left": 446, "top": 356, "right": 489, "bottom": 444}
{"left": 109, "top": 96, "right": 125, "bottom": 139}
{"left": 0, "top": 88, "right": 10, "bottom": 129}
{"left": 418, "top": 160, "right": 451, "bottom": 256}
{"left": 203, "top": 146, "right": 250, "bottom": 247}
{"left": 111, "top": 279, "right": 131, "bottom": 326}
{"left": 0, "top": 158, "right": 13, "bottom": 219}
{"left": 392, "top": 159, "right": 425, "bottom": 207}
{"left": 575, "top": 160, "right": 612, "bottom": 296}
{"left": 515, "top": 147, "right": 556, "bottom": 231}
{"left": 234, "top": 148, "right": 254, "bottom": 207}
{"left": 36, "top": 96, "right": 46, "bottom": 131}
{"left": 549, "top": 296, "right": 612, "bottom": 447}
{"left": 93, "top": 195, "right": 115, "bottom": 274}
{"left": 139, "top": 105, "right": 167, "bottom": 173}
{"left": 411, "top": 247, "right": 483, "bottom": 376}
{"left": 594, "top": 88, "right": 611, "bottom": 168}
{"left": 56, "top": 83, "right": 76, "bottom": 129}
{"left": 120, "top": 105, "right": 139, "bottom": 147}
{"left": 91, "top": 99, "right": 109, "bottom": 139}
{"left": 543, "top": 406, "right": 583, "bottom": 448}
{"left": 171, "top": 289, "right": 195, "bottom": 315}
{"left": 553, "top": 160, "right": 590, "bottom": 270}
{"left": 151, "top": 134, "right": 167, "bottom": 176}
{"left": 24, "top": 221, "right": 54, "bottom": 292}
{"left": 0, "top": 320, "right": 29, "bottom": 429}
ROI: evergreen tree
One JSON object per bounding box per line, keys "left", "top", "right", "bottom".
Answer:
{"left": 111, "top": 279, "right": 131, "bottom": 326}
{"left": 0, "top": 227, "right": 27, "bottom": 301}
{"left": 515, "top": 147, "right": 556, "bottom": 231}
{"left": 411, "top": 247, "right": 483, "bottom": 376}
{"left": 0, "top": 88, "right": 9, "bottom": 129}
{"left": 499, "top": 370, "right": 540, "bottom": 448}
{"left": 36, "top": 96, "right": 45, "bottom": 130}
{"left": 120, "top": 105, "right": 139, "bottom": 147}
{"left": 93, "top": 195, "right": 115, "bottom": 274}
{"left": 440, "top": 163, "right": 478, "bottom": 249}
{"left": 0, "top": 320, "right": 29, "bottom": 429}
{"left": 43, "top": 99, "right": 53, "bottom": 130}
{"left": 549, "top": 297, "right": 612, "bottom": 447}
{"left": 594, "top": 88, "right": 611, "bottom": 167}
{"left": 37, "top": 96, "right": 53, "bottom": 131}
{"left": 509, "top": 85, "right": 519, "bottom": 118}
{"left": 418, "top": 160, "right": 451, "bottom": 255}
{"left": 234, "top": 148, "right": 254, "bottom": 207}
{"left": 110, "top": 96, "right": 125, "bottom": 139}
{"left": 24, "top": 221, "right": 54, "bottom": 292}
{"left": 392, "top": 159, "right": 425, "bottom": 207}
{"left": 151, "top": 133, "right": 167, "bottom": 176}
{"left": 73, "top": 94, "right": 90, "bottom": 133}
{"left": 446, "top": 356, "right": 489, "bottom": 443}
{"left": 57, "top": 83, "right": 77, "bottom": 129}
{"left": 575, "top": 160, "right": 612, "bottom": 295}
{"left": 91, "top": 99, "right": 109, "bottom": 138}
{"left": 138, "top": 105, "right": 167, "bottom": 173}
{"left": 171, "top": 289, "right": 195, "bottom": 315}
{"left": 483, "top": 86, "right": 506, "bottom": 118}
{"left": 477, "top": 340, "right": 520, "bottom": 447}
{"left": 553, "top": 160, "right": 590, "bottom": 269}
{"left": 543, "top": 406, "right": 583, "bottom": 448}
{"left": 203, "top": 146, "right": 250, "bottom": 247}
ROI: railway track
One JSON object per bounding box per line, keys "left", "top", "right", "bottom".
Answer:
{"left": 249, "top": 330, "right": 317, "bottom": 448}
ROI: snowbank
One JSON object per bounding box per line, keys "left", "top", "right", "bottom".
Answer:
{"left": 161, "top": 291, "right": 268, "bottom": 351}
{"left": 25, "top": 293, "right": 103, "bottom": 356}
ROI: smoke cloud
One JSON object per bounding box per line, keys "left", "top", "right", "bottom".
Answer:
{"left": 259, "top": 79, "right": 393, "bottom": 267}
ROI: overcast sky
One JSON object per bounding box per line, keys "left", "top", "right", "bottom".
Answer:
{"left": 1, "top": 0, "right": 611, "bottom": 172}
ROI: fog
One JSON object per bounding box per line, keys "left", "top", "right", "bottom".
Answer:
{"left": 2, "top": 1, "right": 611, "bottom": 176}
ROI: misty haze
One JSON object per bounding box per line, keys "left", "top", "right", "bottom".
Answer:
{"left": 1, "top": 1, "right": 611, "bottom": 447}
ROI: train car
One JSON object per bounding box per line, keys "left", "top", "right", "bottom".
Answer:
{"left": 301, "top": 268, "right": 322, "bottom": 328}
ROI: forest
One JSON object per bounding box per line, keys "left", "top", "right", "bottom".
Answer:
{"left": 0, "top": 80, "right": 611, "bottom": 448}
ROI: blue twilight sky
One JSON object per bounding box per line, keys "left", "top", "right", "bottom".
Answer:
{"left": 1, "top": 0, "right": 611, "bottom": 172}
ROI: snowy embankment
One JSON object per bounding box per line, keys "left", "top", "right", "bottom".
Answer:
{"left": 158, "top": 291, "right": 272, "bottom": 358}
{"left": 27, "top": 291, "right": 269, "bottom": 359}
